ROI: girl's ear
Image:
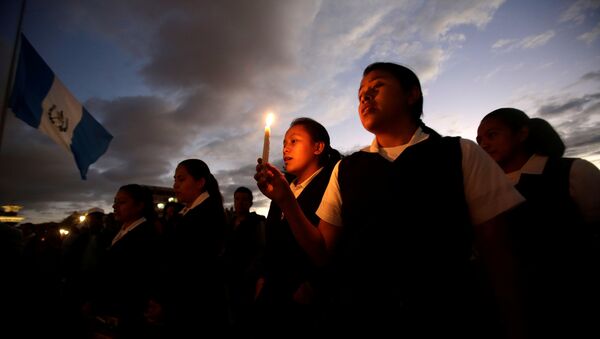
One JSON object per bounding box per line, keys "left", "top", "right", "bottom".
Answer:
{"left": 195, "top": 177, "right": 206, "bottom": 192}
{"left": 314, "top": 141, "right": 325, "bottom": 156}
{"left": 407, "top": 86, "right": 421, "bottom": 106}
{"left": 517, "top": 126, "right": 529, "bottom": 143}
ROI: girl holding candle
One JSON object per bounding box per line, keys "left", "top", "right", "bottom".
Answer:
{"left": 254, "top": 117, "right": 341, "bottom": 336}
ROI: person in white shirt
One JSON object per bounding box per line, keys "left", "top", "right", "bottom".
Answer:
{"left": 256, "top": 62, "right": 527, "bottom": 338}
{"left": 477, "top": 107, "right": 600, "bottom": 338}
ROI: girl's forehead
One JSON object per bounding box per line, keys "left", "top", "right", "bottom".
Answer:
{"left": 361, "top": 70, "right": 391, "bottom": 83}
{"left": 286, "top": 124, "right": 308, "bottom": 135}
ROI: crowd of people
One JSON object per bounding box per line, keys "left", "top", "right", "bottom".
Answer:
{"left": 1, "top": 61, "right": 599, "bottom": 338}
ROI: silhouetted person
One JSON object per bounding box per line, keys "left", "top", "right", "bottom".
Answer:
{"left": 159, "top": 201, "right": 183, "bottom": 236}
{"left": 221, "top": 186, "right": 265, "bottom": 333}
{"left": 165, "top": 159, "right": 228, "bottom": 338}
{"left": 478, "top": 108, "right": 600, "bottom": 338}
{"left": 87, "top": 186, "right": 163, "bottom": 338}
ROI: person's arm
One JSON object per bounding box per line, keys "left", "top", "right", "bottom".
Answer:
{"left": 255, "top": 161, "right": 340, "bottom": 266}
{"left": 569, "top": 158, "right": 600, "bottom": 226}
{"left": 474, "top": 206, "right": 527, "bottom": 339}
{"left": 461, "top": 139, "right": 527, "bottom": 338}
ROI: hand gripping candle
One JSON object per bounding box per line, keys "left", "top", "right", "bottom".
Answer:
{"left": 262, "top": 113, "right": 274, "bottom": 163}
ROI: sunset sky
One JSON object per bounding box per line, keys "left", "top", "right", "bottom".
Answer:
{"left": 1, "top": 0, "right": 599, "bottom": 223}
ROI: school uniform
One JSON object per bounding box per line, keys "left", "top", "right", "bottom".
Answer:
{"left": 316, "top": 125, "right": 524, "bottom": 337}
{"left": 256, "top": 165, "right": 334, "bottom": 336}
{"left": 95, "top": 217, "right": 162, "bottom": 338}
{"left": 508, "top": 154, "right": 600, "bottom": 338}
{"left": 166, "top": 192, "right": 228, "bottom": 338}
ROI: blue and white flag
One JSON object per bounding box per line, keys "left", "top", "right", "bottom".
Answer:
{"left": 9, "top": 34, "right": 113, "bottom": 179}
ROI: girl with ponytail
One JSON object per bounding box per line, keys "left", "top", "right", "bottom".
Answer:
{"left": 253, "top": 117, "right": 341, "bottom": 335}
{"left": 477, "top": 108, "right": 600, "bottom": 338}
{"left": 166, "top": 159, "right": 228, "bottom": 336}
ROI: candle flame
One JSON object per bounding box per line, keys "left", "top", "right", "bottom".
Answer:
{"left": 265, "top": 113, "right": 274, "bottom": 128}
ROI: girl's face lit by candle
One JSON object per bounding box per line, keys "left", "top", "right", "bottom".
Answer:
{"left": 282, "top": 124, "right": 323, "bottom": 180}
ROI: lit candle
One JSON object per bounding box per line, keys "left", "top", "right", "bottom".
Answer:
{"left": 262, "top": 113, "right": 274, "bottom": 163}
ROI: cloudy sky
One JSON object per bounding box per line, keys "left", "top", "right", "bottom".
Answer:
{"left": 0, "top": 0, "right": 599, "bottom": 224}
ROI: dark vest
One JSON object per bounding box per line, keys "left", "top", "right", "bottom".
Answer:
{"left": 513, "top": 157, "right": 589, "bottom": 267}
{"left": 331, "top": 131, "right": 483, "bottom": 334}
{"left": 516, "top": 157, "right": 580, "bottom": 234}
{"left": 262, "top": 165, "right": 335, "bottom": 301}
{"left": 513, "top": 157, "right": 598, "bottom": 337}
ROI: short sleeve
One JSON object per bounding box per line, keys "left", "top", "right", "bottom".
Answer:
{"left": 461, "top": 139, "right": 525, "bottom": 225}
{"left": 569, "top": 158, "right": 600, "bottom": 224}
{"left": 316, "top": 160, "right": 343, "bottom": 226}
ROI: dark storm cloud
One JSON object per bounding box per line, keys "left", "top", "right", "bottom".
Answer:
{"left": 0, "top": 115, "right": 116, "bottom": 208}
{"left": 85, "top": 95, "right": 190, "bottom": 184}
{"left": 58, "top": 0, "right": 318, "bottom": 154}
{"left": 581, "top": 70, "right": 600, "bottom": 82}
{"left": 566, "top": 131, "right": 600, "bottom": 149}
{"left": 537, "top": 93, "right": 600, "bottom": 116}
{"left": 542, "top": 100, "right": 600, "bottom": 161}
{"left": 140, "top": 0, "right": 306, "bottom": 92}
{"left": 61, "top": 0, "right": 316, "bottom": 94}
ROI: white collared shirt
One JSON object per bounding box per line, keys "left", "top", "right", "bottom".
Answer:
{"left": 508, "top": 154, "right": 600, "bottom": 223}
{"left": 290, "top": 167, "right": 324, "bottom": 198}
{"left": 366, "top": 126, "right": 429, "bottom": 161}
{"left": 506, "top": 154, "right": 548, "bottom": 185}
{"left": 111, "top": 217, "right": 146, "bottom": 247}
{"left": 179, "top": 191, "right": 210, "bottom": 216}
{"left": 316, "top": 127, "right": 524, "bottom": 226}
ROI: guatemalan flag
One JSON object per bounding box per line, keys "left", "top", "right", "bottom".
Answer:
{"left": 9, "top": 34, "right": 113, "bottom": 180}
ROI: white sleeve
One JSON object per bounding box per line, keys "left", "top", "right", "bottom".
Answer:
{"left": 461, "top": 139, "right": 525, "bottom": 225}
{"left": 569, "top": 158, "right": 600, "bottom": 224}
{"left": 316, "top": 160, "right": 343, "bottom": 226}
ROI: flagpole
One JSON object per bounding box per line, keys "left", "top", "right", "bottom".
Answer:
{"left": 0, "top": 0, "right": 26, "bottom": 151}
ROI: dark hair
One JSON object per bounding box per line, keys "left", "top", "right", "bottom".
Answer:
{"left": 177, "top": 159, "right": 225, "bottom": 207}
{"left": 234, "top": 186, "right": 253, "bottom": 201}
{"left": 363, "top": 62, "right": 423, "bottom": 121}
{"left": 118, "top": 184, "right": 157, "bottom": 221}
{"left": 482, "top": 107, "right": 565, "bottom": 157}
{"left": 289, "top": 117, "right": 342, "bottom": 168}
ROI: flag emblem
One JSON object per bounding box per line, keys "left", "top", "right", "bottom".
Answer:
{"left": 9, "top": 34, "right": 113, "bottom": 179}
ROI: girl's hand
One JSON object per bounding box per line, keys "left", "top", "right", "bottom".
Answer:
{"left": 254, "top": 159, "right": 292, "bottom": 205}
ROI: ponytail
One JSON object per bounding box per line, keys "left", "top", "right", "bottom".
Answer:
{"left": 177, "top": 159, "right": 225, "bottom": 208}
{"left": 482, "top": 108, "right": 566, "bottom": 157}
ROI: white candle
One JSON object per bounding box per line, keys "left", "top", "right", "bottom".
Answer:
{"left": 262, "top": 113, "right": 274, "bottom": 163}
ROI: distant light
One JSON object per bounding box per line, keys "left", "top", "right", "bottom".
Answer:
{"left": 157, "top": 203, "right": 165, "bottom": 210}
{"left": 0, "top": 216, "right": 25, "bottom": 223}
{"left": 168, "top": 197, "right": 175, "bottom": 202}
{"left": 1, "top": 205, "right": 23, "bottom": 213}
{"left": 59, "top": 229, "right": 69, "bottom": 236}
{"left": 79, "top": 215, "right": 86, "bottom": 223}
